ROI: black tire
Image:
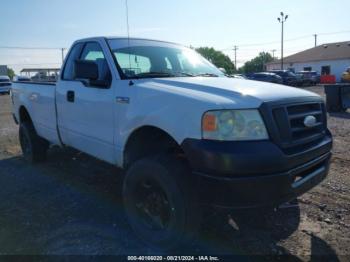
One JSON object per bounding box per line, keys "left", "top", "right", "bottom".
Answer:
{"left": 19, "top": 121, "right": 49, "bottom": 163}
{"left": 123, "top": 155, "right": 200, "bottom": 251}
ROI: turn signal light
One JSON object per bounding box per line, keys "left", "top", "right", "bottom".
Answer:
{"left": 202, "top": 114, "right": 217, "bottom": 132}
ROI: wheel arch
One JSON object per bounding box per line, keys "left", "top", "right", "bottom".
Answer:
{"left": 123, "top": 125, "right": 185, "bottom": 169}
{"left": 19, "top": 105, "right": 33, "bottom": 124}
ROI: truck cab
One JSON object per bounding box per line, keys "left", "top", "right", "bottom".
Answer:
{"left": 11, "top": 37, "right": 332, "bottom": 250}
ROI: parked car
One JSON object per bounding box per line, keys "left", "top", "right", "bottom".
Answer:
{"left": 268, "top": 70, "right": 298, "bottom": 86}
{"left": 295, "top": 71, "right": 320, "bottom": 86}
{"left": 341, "top": 67, "right": 350, "bottom": 83}
{"left": 11, "top": 37, "right": 333, "bottom": 250}
{"left": 14, "top": 76, "right": 32, "bottom": 82}
{"left": 0, "top": 76, "right": 11, "bottom": 95}
{"left": 230, "top": 74, "right": 247, "bottom": 79}
{"left": 248, "top": 72, "right": 283, "bottom": 84}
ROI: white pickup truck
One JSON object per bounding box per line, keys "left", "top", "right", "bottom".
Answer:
{"left": 11, "top": 37, "right": 332, "bottom": 249}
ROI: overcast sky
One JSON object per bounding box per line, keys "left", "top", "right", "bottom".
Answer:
{"left": 0, "top": 0, "right": 349, "bottom": 73}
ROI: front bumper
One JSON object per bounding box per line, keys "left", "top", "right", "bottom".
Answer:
{"left": 182, "top": 134, "right": 332, "bottom": 208}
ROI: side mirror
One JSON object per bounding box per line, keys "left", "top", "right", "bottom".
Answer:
{"left": 74, "top": 60, "right": 99, "bottom": 81}
{"left": 74, "top": 60, "right": 110, "bottom": 88}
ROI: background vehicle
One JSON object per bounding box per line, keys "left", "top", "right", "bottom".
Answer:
{"left": 268, "top": 70, "right": 298, "bottom": 86}
{"left": 248, "top": 72, "right": 283, "bottom": 84}
{"left": 0, "top": 75, "right": 11, "bottom": 95}
{"left": 296, "top": 71, "right": 320, "bottom": 86}
{"left": 11, "top": 37, "right": 332, "bottom": 250}
{"left": 31, "top": 71, "right": 57, "bottom": 82}
{"left": 13, "top": 76, "right": 32, "bottom": 82}
{"left": 341, "top": 67, "right": 350, "bottom": 83}
{"left": 229, "top": 74, "right": 247, "bottom": 79}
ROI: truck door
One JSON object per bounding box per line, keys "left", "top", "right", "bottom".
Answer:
{"left": 56, "top": 41, "right": 115, "bottom": 164}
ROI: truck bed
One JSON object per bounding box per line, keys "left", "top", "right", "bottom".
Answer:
{"left": 12, "top": 81, "right": 61, "bottom": 145}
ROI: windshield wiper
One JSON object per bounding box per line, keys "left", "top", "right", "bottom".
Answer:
{"left": 195, "top": 73, "right": 219, "bottom": 77}
{"left": 133, "top": 71, "right": 219, "bottom": 78}
{"left": 175, "top": 72, "right": 195, "bottom": 77}
{"left": 133, "top": 71, "right": 196, "bottom": 78}
{"left": 134, "top": 72, "right": 176, "bottom": 78}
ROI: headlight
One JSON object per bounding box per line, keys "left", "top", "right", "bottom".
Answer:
{"left": 202, "top": 110, "right": 268, "bottom": 141}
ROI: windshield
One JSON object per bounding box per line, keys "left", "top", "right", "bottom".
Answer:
{"left": 107, "top": 39, "right": 225, "bottom": 79}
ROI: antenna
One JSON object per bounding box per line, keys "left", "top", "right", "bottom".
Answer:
{"left": 125, "top": 0, "right": 132, "bottom": 77}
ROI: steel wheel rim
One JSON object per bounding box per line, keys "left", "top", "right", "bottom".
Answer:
{"left": 133, "top": 179, "right": 173, "bottom": 231}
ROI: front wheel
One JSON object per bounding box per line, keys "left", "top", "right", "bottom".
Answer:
{"left": 19, "top": 122, "right": 49, "bottom": 163}
{"left": 123, "top": 155, "right": 200, "bottom": 251}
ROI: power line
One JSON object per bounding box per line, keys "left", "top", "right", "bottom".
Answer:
{"left": 1, "top": 30, "right": 349, "bottom": 52}
{"left": 6, "top": 63, "right": 62, "bottom": 66}
{"left": 220, "top": 30, "right": 350, "bottom": 50}
{"left": 318, "top": 30, "right": 350, "bottom": 36}
{"left": 0, "top": 45, "right": 67, "bottom": 65}
{"left": 0, "top": 46, "right": 66, "bottom": 50}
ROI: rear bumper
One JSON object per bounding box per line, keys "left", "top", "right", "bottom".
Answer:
{"left": 182, "top": 134, "right": 332, "bottom": 208}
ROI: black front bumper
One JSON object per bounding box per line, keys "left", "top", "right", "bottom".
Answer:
{"left": 182, "top": 134, "right": 332, "bottom": 208}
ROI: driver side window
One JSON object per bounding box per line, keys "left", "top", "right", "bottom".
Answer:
{"left": 62, "top": 43, "right": 83, "bottom": 80}
{"left": 79, "top": 42, "right": 112, "bottom": 84}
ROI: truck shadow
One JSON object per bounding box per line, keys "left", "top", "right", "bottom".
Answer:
{"left": 0, "top": 148, "right": 340, "bottom": 259}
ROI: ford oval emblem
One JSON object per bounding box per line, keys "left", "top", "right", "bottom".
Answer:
{"left": 304, "top": 115, "right": 317, "bottom": 128}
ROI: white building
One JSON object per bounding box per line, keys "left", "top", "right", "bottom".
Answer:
{"left": 266, "top": 41, "right": 350, "bottom": 82}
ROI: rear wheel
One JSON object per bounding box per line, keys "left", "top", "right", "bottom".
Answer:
{"left": 123, "top": 155, "right": 200, "bottom": 250}
{"left": 19, "top": 122, "right": 49, "bottom": 163}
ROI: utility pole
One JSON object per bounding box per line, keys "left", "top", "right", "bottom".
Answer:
{"left": 313, "top": 34, "right": 317, "bottom": 47}
{"left": 271, "top": 49, "right": 277, "bottom": 59}
{"left": 61, "top": 48, "right": 66, "bottom": 63}
{"left": 277, "top": 12, "right": 288, "bottom": 70}
{"left": 233, "top": 45, "right": 238, "bottom": 71}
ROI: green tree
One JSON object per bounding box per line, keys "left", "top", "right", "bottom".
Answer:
{"left": 239, "top": 52, "right": 274, "bottom": 73}
{"left": 196, "top": 47, "right": 236, "bottom": 74}
{"left": 7, "top": 68, "right": 15, "bottom": 80}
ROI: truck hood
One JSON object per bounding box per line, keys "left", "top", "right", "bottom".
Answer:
{"left": 137, "top": 77, "right": 320, "bottom": 109}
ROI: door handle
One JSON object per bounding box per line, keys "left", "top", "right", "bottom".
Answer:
{"left": 67, "top": 91, "right": 75, "bottom": 103}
